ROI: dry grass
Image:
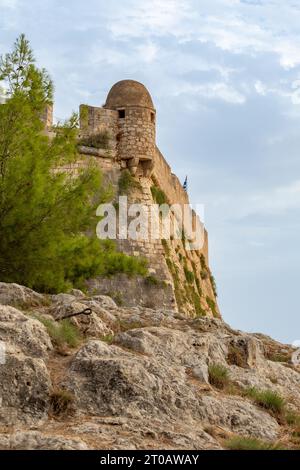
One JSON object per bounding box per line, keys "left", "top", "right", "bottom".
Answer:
{"left": 227, "top": 344, "right": 247, "bottom": 368}
{"left": 224, "top": 436, "right": 283, "bottom": 450}
{"left": 244, "top": 387, "right": 285, "bottom": 417}
{"left": 208, "top": 364, "right": 230, "bottom": 390}
{"left": 50, "top": 389, "right": 75, "bottom": 417}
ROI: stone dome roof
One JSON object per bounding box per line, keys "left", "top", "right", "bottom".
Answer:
{"left": 105, "top": 80, "right": 154, "bottom": 109}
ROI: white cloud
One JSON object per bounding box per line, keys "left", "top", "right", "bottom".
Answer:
{"left": 136, "top": 42, "right": 158, "bottom": 63}
{"left": 172, "top": 81, "right": 246, "bottom": 104}
{"left": 255, "top": 81, "right": 267, "bottom": 96}
{"left": 238, "top": 180, "right": 300, "bottom": 217}
{"left": 107, "top": 0, "right": 192, "bottom": 39}
{"left": 105, "top": 0, "right": 300, "bottom": 69}
{"left": 253, "top": 79, "right": 300, "bottom": 106}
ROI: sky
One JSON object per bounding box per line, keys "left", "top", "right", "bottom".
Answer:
{"left": 1, "top": 0, "right": 300, "bottom": 344}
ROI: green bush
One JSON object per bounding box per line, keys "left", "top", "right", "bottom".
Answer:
{"left": 144, "top": 275, "right": 160, "bottom": 286}
{"left": 206, "top": 296, "right": 218, "bottom": 317}
{"left": 151, "top": 185, "right": 168, "bottom": 205}
{"left": 286, "top": 411, "right": 300, "bottom": 426}
{"left": 100, "top": 334, "right": 114, "bottom": 344}
{"left": 78, "top": 131, "right": 110, "bottom": 149}
{"left": 162, "top": 239, "right": 171, "bottom": 256}
{"left": 200, "top": 270, "right": 208, "bottom": 280}
{"left": 32, "top": 314, "right": 81, "bottom": 348}
{"left": 100, "top": 248, "right": 147, "bottom": 277}
{"left": 208, "top": 363, "right": 229, "bottom": 389}
{"left": 184, "top": 267, "right": 195, "bottom": 284}
{"left": 195, "top": 278, "right": 202, "bottom": 296}
{"left": 267, "top": 352, "right": 291, "bottom": 363}
{"left": 193, "top": 293, "right": 206, "bottom": 317}
{"left": 224, "top": 436, "right": 282, "bottom": 451}
{"left": 200, "top": 254, "right": 206, "bottom": 270}
{"left": 245, "top": 387, "right": 285, "bottom": 415}
{"left": 210, "top": 274, "right": 218, "bottom": 297}
{"left": 118, "top": 170, "right": 141, "bottom": 195}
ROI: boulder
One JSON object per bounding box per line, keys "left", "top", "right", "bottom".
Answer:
{"left": 0, "top": 305, "right": 52, "bottom": 358}
{"left": 0, "top": 346, "right": 51, "bottom": 425}
{"left": 198, "top": 395, "right": 279, "bottom": 441}
{"left": 48, "top": 301, "right": 113, "bottom": 338}
{"left": 0, "top": 282, "right": 47, "bottom": 308}
{"left": 65, "top": 340, "right": 200, "bottom": 420}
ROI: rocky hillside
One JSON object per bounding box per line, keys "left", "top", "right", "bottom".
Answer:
{"left": 0, "top": 282, "right": 300, "bottom": 450}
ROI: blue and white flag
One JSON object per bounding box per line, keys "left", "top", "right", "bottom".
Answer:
{"left": 183, "top": 176, "right": 188, "bottom": 192}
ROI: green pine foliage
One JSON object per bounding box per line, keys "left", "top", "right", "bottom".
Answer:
{"left": 0, "top": 35, "right": 146, "bottom": 293}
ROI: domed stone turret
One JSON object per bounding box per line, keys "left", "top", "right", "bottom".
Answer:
{"left": 105, "top": 80, "right": 154, "bottom": 110}
{"left": 104, "top": 80, "right": 156, "bottom": 176}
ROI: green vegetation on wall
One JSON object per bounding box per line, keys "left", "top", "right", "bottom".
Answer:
{"left": 184, "top": 267, "right": 195, "bottom": 284}
{"left": 78, "top": 131, "right": 110, "bottom": 150}
{"left": 80, "top": 105, "right": 89, "bottom": 129}
{"left": 151, "top": 185, "right": 168, "bottom": 205}
{"left": 118, "top": 170, "right": 141, "bottom": 195}
{"left": 210, "top": 274, "right": 218, "bottom": 297}
{"left": 206, "top": 296, "right": 218, "bottom": 318}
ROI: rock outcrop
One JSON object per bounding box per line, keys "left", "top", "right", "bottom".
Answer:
{"left": 0, "top": 282, "right": 299, "bottom": 450}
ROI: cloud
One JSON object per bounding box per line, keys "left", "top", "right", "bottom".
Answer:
{"left": 107, "top": 0, "right": 192, "bottom": 39}
{"left": 103, "top": 0, "right": 300, "bottom": 70}
{"left": 172, "top": 81, "right": 246, "bottom": 104}
{"left": 248, "top": 180, "right": 300, "bottom": 215}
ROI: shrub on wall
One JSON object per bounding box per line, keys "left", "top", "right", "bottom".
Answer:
{"left": 206, "top": 296, "right": 218, "bottom": 317}
{"left": 78, "top": 131, "right": 110, "bottom": 149}
{"left": 184, "top": 267, "right": 195, "bottom": 284}
{"left": 118, "top": 170, "right": 141, "bottom": 195}
{"left": 151, "top": 185, "right": 168, "bottom": 205}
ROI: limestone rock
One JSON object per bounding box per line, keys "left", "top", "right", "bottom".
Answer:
{"left": 0, "top": 282, "right": 47, "bottom": 308}
{"left": 0, "top": 282, "right": 299, "bottom": 450}
{"left": 92, "top": 295, "right": 118, "bottom": 309}
{"left": 115, "top": 326, "right": 227, "bottom": 368}
{"left": 0, "top": 305, "right": 52, "bottom": 358}
{"left": 197, "top": 395, "right": 279, "bottom": 441}
{"left": 292, "top": 348, "right": 300, "bottom": 366}
{"left": 65, "top": 340, "right": 200, "bottom": 420}
{"left": 0, "top": 431, "right": 88, "bottom": 450}
{"left": 48, "top": 300, "right": 113, "bottom": 338}
{"left": 0, "top": 346, "right": 51, "bottom": 425}
{"left": 226, "top": 335, "right": 265, "bottom": 368}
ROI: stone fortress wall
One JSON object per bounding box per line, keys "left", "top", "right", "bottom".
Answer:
{"left": 44, "top": 80, "right": 219, "bottom": 318}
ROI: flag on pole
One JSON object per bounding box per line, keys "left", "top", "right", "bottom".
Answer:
{"left": 183, "top": 176, "right": 188, "bottom": 192}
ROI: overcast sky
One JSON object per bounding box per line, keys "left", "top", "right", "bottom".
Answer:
{"left": 1, "top": 0, "right": 300, "bottom": 344}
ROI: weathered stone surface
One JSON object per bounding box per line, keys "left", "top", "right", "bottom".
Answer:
{"left": 292, "top": 348, "right": 300, "bottom": 365}
{"left": 0, "top": 305, "right": 52, "bottom": 358}
{"left": 0, "top": 346, "right": 51, "bottom": 425}
{"left": 197, "top": 395, "right": 279, "bottom": 441}
{"left": 0, "top": 282, "right": 47, "bottom": 308}
{"left": 0, "top": 431, "right": 88, "bottom": 450}
{"left": 226, "top": 334, "right": 265, "bottom": 368}
{"left": 0, "top": 283, "right": 299, "bottom": 450}
{"left": 115, "top": 326, "right": 227, "bottom": 368}
{"left": 48, "top": 300, "right": 113, "bottom": 338}
{"left": 92, "top": 295, "right": 118, "bottom": 310}
{"left": 65, "top": 340, "right": 203, "bottom": 421}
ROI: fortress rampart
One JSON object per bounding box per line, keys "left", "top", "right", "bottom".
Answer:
{"left": 44, "top": 80, "right": 219, "bottom": 317}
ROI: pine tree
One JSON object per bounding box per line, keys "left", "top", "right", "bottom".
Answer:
{"left": 0, "top": 35, "right": 146, "bottom": 292}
